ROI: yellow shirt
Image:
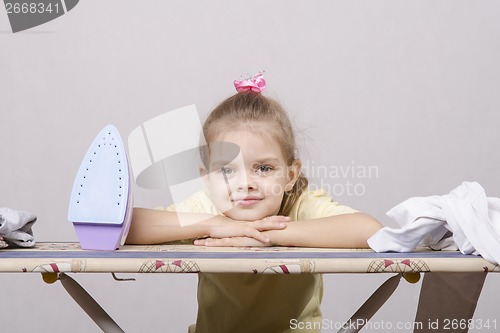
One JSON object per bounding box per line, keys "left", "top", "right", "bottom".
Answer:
{"left": 166, "top": 189, "right": 357, "bottom": 333}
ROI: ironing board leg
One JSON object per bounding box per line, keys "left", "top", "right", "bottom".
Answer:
{"left": 58, "top": 273, "right": 125, "bottom": 333}
{"left": 413, "top": 272, "right": 487, "bottom": 333}
{"left": 337, "top": 274, "right": 402, "bottom": 333}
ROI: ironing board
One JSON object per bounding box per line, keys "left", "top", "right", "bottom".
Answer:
{"left": 0, "top": 243, "right": 497, "bottom": 333}
{"left": 1, "top": 242, "right": 498, "bottom": 274}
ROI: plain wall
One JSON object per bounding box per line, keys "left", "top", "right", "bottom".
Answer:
{"left": 1, "top": 1, "right": 499, "bottom": 332}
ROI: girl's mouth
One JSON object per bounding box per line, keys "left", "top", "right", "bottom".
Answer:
{"left": 232, "top": 196, "right": 263, "bottom": 207}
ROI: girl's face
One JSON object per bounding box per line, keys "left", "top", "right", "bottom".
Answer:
{"left": 204, "top": 128, "right": 300, "bottom": 221}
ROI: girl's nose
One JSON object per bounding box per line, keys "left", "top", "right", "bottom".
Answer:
{"left": 236, "top": 170, "right": 256, "bottom": 191}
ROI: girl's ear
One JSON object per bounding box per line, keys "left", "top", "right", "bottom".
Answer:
{"left": 285, "top": 160, "right": 302, "bottom": 192}
{"left": 200, "top": 166, "right": 209, "bottom": 185}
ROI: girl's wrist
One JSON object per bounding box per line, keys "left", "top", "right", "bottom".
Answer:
{"left": 261, "top": 230, "right": 279, "bottom": 246}
{"left": 202, "top": 214, "right": 232, "bottom": 236}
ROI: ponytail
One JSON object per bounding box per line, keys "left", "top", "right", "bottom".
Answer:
{"left": 278, "top": 173, "right": 308, "bottom": 216}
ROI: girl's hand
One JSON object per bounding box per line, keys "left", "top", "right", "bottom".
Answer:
{"left": 200, "top": 215, "right": 290, "bottom": 245}
{"left": 194, "top": 236, "right": 271, "bottom": 247}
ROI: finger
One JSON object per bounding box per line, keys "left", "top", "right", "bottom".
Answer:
{"left": 194, "top": 238, "right": 232, "bottom": 247}
{"left": 210, "top": 225, "right": 259, "bottom": 239}
{"left": 212, "top": 224, "right": 267, "bottom": 241}
{"left": 193, "top": 239, "right": 207, "bottom": 246}
{"left": 243, "top": 228, "right": 270, "bottom": 243}
{"left": 263, "top": 215, "right": 291, "bottom": 222}
{"left": 251, "top": 220, "right": 289, "bottom": 231}
{"left": 199, "top": 237, "right": 269, "bottom": 247}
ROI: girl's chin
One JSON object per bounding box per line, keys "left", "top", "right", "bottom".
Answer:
{"left": 222, "top": 210, "right": 266, "bottom": 222}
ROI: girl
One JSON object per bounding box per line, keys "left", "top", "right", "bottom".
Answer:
{"left": 126, "top": 74, "right": 381, "bottom": 333}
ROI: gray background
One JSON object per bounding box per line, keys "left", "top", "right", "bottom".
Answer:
{"left": 1, "top": 1, "right": 499, "bottom": 332}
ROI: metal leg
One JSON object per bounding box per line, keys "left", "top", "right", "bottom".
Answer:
{"left": 58, "top": 273, "right": 125, "bottom": 333}
{"left": 413, "top": 272, "right": 487, "bottom": 333}
{"left": 337, "top": 274, "right": 403, "bottom": 333}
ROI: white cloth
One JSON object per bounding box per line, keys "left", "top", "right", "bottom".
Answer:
{"left": 0, "top": 207, "right": 37, "bottom": 248}
{"left": 368, "top": 181, "right": 500, "bottom": 264}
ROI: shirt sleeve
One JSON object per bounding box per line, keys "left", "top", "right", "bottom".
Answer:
{"left": 163, "top": 190, "right": 220, "bottom": 215}
{"left": 158, "top": 190, "right": 220, "bottom": 244}
{"left": 292, "top": 189, "right": 358, "bottom": 221}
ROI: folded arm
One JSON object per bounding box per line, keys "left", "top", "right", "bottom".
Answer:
{"left": 264, "top": 212, "right": 382, "bottom": 248}
{"left": 125, "top": 208, "right": 288, "bottom": 245}
{"left": 193, "top": 213, "right": 382, "bottom": 248}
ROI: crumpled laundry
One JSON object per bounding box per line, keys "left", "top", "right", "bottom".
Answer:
{"left": 0, "top": 235, "right": 7, "bottom": 249}
{"left": 368, "top": 181, "right": 500, "bottom": 264}
{"left": 0, "top": 207, "right": 37, "bottom": 248}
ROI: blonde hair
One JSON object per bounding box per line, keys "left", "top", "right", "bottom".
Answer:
{"left": 202, "top": 92, "right": 308, "bottom": 216}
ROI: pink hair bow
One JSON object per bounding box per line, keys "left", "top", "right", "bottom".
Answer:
{"left": 233, "top": 72, "right": 266, "bottom": 93}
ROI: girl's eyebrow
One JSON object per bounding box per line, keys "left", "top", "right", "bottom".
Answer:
{"left": 254, "top": 158, "right": 281, "bottom": 164}
{"left": 210, "top": 159, "right": 236, "bottom": 166}
{"left": 209, "top": 157, "right": 282, "bottom": 168}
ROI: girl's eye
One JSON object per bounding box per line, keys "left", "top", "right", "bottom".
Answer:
{"left": 220, "top": 167, "right": 235, "bottom": 175}
{"left": 256, "top": 165, "right": 273, "bottom": 174}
